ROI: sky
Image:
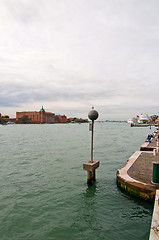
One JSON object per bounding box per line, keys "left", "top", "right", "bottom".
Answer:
{"left": 0, "top": 0, "right": 159, "bottom": 120}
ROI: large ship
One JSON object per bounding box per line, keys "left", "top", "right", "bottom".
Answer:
{"left": 138, "top": 114, "right": 151, "bottom": 124}
{"left": 127, "top": 114, "right": 151, "bottom": 127}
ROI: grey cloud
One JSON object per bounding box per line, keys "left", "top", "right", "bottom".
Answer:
{"left": 0, "top": 79, "right": 116, "bottom": 108}
{"left": 0, "top": 0, "right": 159, "bottom": 119}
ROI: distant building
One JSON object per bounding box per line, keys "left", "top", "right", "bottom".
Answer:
{"left": 16, "top": 107, "right": 67, "bottom": 124}
{"left": 55, "top": 115, "right": 68, "bottom": 123}
{"left": 6, "top": 118, "right": 16, "bottom": 123}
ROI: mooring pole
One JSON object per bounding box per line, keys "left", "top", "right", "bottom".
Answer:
{"left": 83, "top": 107, "right": 100, "bottom": 184}
{"left": 91, "top": 120, "right": 94, "bottom": 163}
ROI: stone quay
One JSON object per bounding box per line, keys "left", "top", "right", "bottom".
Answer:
{"left": 116, "top": 129, "right": 159, "bottom": 203}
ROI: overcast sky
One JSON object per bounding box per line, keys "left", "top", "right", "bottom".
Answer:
{"left": 0, "top": 0, "right": 159, "bottom": 120}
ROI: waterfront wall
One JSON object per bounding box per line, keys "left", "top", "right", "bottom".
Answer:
{"left": 116, "top": 151, "right": 156, "bottom": 202}
{"left": 149, "top": 190, "right": 159, "bottom": 239}
{"left": 116, "top": 130, "right": 159, "bottom": 203}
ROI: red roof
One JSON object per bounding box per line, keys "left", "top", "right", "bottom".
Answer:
{"left": 46, "top": 112, "right": 55, "bottom": 115}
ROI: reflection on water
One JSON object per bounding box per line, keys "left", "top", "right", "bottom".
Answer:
{"left": 84, "top": 183, "right": 97, "bottom": 198}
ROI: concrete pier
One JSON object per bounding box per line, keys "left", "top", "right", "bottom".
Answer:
{"left": 116, "top": 130, "right": 159, "bottom": 202}
{"left": 149, "top": 190, "right": 159, "bottom": 239}
{"left": 116, "top": 130, "right": 159, "bottom": 239}
{"left": 140, "top": 138, "right": 158, "bottom": 151}
{"left": 116, "top": 151, "right": 158, "bottom": 202}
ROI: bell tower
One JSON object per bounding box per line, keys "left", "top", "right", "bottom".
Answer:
{"left": 39, "top": 106, "right": 45, "bottom": 123}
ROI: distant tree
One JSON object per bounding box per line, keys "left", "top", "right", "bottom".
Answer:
{"left": 151, "top": 115, "right": 158, "bottom": 122}
{"left": 22, "top": 115, "right": 29, "bottom": 123}
{"left": 67, "top": 117, "right": 88, "bottom": 123}
{"left": 0, "top": 118, "right": 7, "bottom": 124}
{"left": 2, "top": 115, "right": 9, "bottom": 118}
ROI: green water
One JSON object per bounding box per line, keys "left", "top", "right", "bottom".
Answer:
{"left": 0, "top": 123, "right": 154, "bottom": 240}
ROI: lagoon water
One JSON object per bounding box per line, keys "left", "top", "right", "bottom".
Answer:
{"left": 0, "top": 122, "right": 154, "bottom": 240}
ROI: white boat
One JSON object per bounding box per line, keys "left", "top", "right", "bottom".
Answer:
{"left": 127, "top": 119, "right": 134, "bottom": 124}
{"left": 7, "top": 122, "right": 16, "bottom": 125}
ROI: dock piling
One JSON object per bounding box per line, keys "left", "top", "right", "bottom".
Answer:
{"left": 152, "top": 162, "right": 159, "bottom": 184}
{"left": 83, "top": 107, "right": 100, "bottom": 184}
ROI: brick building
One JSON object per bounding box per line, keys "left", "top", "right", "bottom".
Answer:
{"left": 16, "top": 107, "right": 67, "bottom": 124}
{"left": 55, "top": 115, "right": 68, "bottom": 123}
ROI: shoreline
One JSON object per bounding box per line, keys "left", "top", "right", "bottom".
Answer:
{"left": 131, "top": 123, "right": 159, "bottom": 127}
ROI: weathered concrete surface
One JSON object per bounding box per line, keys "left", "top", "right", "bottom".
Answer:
{"left": 83, "top": 160, "right": 100, "bottom": 172}
{"left": 140, "top": 142, "right": 155, "bottom": 151}
{"left": 128, "top": 152, "right": 157, "bottom": 184}
{"left": 83, "top": 160, "right": 100, "bottom": 184}
{"left": 116, "top": 150, "right": 159, "bottom": 202}
{"left": 149, "top": 190, "right": 159, "bottom": 239}
{"left": 140, "top": 138, "right": 158, "bottom": 151}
